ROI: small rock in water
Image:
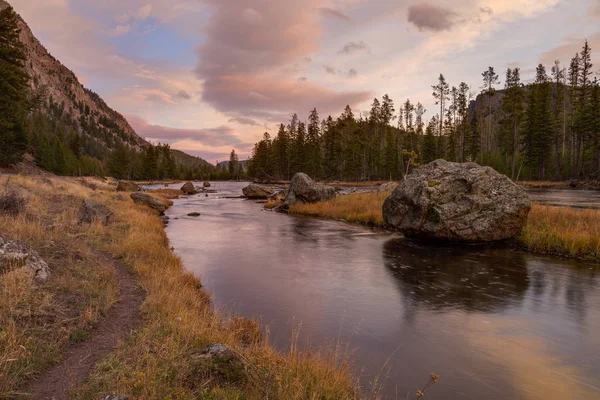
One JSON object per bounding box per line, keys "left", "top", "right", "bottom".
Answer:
{"left": 188, "top": 212, "right": 201, "bottom": 217}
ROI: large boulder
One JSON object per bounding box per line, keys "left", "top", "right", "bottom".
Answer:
{"left": 78, "top": 199, "right": 112, "bottom": 225}
{"left": 242, "top": 184, "right": 275, "bottom": 199}
{"left": 130, "top": 192, "right": 166, "bottom": 214}
{"left": 203, "top": 181, "right": 211, "bottom": 188}
{"left": 285, "top": 173, "right": 336, "bottom": 206}
{"left": 181, "top": 182, "right": 197, "bottom": 195}
{"left": 0, "top": 235, "right": 50, "bottom": 280}
{"left": 382, "top": 160, "right": 531, "bottom": 242}
{"left": 116, "top": 181, "right": 140, "bottom": 192}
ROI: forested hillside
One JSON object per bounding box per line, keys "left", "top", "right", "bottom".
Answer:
{"left": 0, "top": 1, "right": 214, "bottom": 179}
{"left": 249, "top": 41, "right": 600, "bottom": 182}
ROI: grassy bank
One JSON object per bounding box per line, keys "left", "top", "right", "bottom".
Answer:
{"left": 290, "top": 192, "right": 389, "bottom": 227}
{"left": 0, "top": 176, "right": 364, "bottom": 399}
{"left": 289, "top": 192, "right": 600, "bottom": 262}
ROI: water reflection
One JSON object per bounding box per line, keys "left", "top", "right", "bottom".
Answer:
{"left": 383, "top": 239, "right": 529, "bottom": 312}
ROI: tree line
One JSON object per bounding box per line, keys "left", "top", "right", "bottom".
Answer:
{"left": 249, "top": 40, "right": 600, "bottom": 182}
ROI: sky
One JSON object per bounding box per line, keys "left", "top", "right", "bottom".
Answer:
{"left": 9, "top": 0, "right": 600, "bottom": 163}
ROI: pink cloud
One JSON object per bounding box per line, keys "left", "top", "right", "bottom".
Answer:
{"left": 195, "top": 0, "right": 372, "bottom": 120}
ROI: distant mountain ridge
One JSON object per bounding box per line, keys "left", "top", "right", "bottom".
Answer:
{"left": 0, "top": 0, "right": 214, "bottom": 169}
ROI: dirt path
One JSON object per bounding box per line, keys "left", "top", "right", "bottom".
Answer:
{"left": 24, "top": 252, "right": 143, "bottom": 400}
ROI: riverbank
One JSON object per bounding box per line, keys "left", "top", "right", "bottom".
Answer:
{"left": 0, "top": 176, "right": 363, "bottom": 399}
{"left": 288, "top": 192, "right": 600, "bottom": 262}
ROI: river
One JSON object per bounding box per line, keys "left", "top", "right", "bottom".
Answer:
{"left": 149, "top": 182, "right": 600, "bottom": 399}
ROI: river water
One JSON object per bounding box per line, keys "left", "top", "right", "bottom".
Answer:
{"left": 150, "top": 182, "right": 600, "bottom": 399}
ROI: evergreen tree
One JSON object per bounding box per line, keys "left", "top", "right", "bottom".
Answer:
{"left": 498, "top": 68, "right": 525, "bottom": 178}
{"left": 481, "top": 66, "right": 500, "bottom": 154}
{"left": 228, "top": 149, "right": 239, "bottom": 179}
{"left": 0, "top": 5, "right": 30, "bottom": 166}
{"left": 422, "top": 117, "right": 438, "bottom": 163}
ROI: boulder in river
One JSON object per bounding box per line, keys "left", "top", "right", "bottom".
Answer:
{"left": 242, "top": 184, "right": 275, "bottom": 199}
{"left": 116, "top": 181, "right": 140, "bottom": 192}
{"left": 382, "top": 159, "right": 531, "bottom": 242}
{"left": 130, "top": 192, "right": 167, "bottom": 214}
{"left": 0, "top": 235, "right": 50, "bottom": 280}
{"left": 181, "top": 181, "right": 197, "bottom": 195}
{"left": 78, "top": 199, "right": 112, "bottom": 225}
{"left": 203, "top": 181, "right": 211, "bottom": 188}
{"left": 285, "top": 173, "right": 336, "bottom": 206}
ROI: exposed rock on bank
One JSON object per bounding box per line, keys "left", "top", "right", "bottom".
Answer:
{"left": 130, "top": 192, "right": 167, "bottom": 214}
{"left": 285, "top": 173, "right": 336, "bottom": 206}
{"left": 383, "top": 159, "right": 531, "bottom": 242}
{"left": 242, "top": 184, "right": 275, "bottom": 199}
{"left": 378, "top": 182, "right": 399, "bottom": 192}
{"left": 0, "top": 235, "right": 50, "bottom": 280}
{"left": 186, "top": 344, "right": 246, "bottom": 389}
{"left": 116, "top": 181, "right": 140, "bottom": 192}
{"left": 78, "top": 199, "right": 112, "bottom": 225}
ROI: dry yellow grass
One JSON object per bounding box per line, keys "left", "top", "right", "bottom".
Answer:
{"left": 290, "top": 192, "right": 389, "bottom": 227}
{"left": 1, "top": 175, "right": 365, "bottom": 399}
{"left": 0, "top": 175, "right": 119, "bottom": 398}
{"left": 519, "top": 204, "right": 600, "bottom": 260}
{"left": 289, "top": 191, "right": 600, "bottom": 262}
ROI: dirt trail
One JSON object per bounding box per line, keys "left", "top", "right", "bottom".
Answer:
{"left": 23, "top": 252, "right": 143, "bottom": 400}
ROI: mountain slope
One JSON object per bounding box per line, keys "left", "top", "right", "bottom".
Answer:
{"left": 1, "top": 0, "right": 214, "bottom": 171}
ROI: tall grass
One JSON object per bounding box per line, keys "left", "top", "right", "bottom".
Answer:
{"left": 289, "top": 191, "right": 600, "bottom": 263}
{"left": 519, "top": 204, "right": 600, "bottom": 261}
{"left": 0, "top": 176, "right": 119, "bottom": 398}
{"left": 290, "top": 192, "right": 389, "bottom": 227}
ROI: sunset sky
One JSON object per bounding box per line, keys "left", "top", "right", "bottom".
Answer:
{"left": 10, "top": 0, "right": 600, "bottom": 163}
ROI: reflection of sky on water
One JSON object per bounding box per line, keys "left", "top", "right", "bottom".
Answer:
{"left": 150, "top": 182, "right": 600, "bottom": 399}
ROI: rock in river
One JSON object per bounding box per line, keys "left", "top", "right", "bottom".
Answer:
{"left": 203, "top": 181, "right": 211, "bottom": 188}
{"left": 382, "top": 159, "right": 531, "bottom": 242}
{"left": 116, "top": 181, "right": 139, "bottom": 192}
{"left": 130, "top": 192, "right": 166, "bottom": 214}
{"left": 181, "top": 181, "right": 197, "bottom": 195}
{"left": 285, "top": 173, "right": 336, "bottom": 206}
{"left": 242, "top": 184, "right": 275, "bottom": 199}
{"left": 0, "top": 235, "right": 50, "bottom": 280}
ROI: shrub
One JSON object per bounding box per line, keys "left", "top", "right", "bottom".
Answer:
{"left": 0, "top": 191, "right": 25, "bottom": 216}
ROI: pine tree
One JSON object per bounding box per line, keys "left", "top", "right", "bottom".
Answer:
{"left": 0, "top": 5, "right": 30, "bottom": 166}
{"left": 422, "top": 117, "right": 438, "bottom": 163}
{"left": 228, "top": 149, "right": 239, "bottom": 179}
{"left": 481, "top": 66, "right": 500, "bottom": 154}
{"left": 306, "top": 108, "right": 321, "bottom": 178}
{"left": 432, "top": 74, "right": 450, "bottom": 147}
{"left": 498, "top": 68, "right": 525, "bottom": 178}
{"left": 107, "top": 143, "right": 131, "bottom": 179}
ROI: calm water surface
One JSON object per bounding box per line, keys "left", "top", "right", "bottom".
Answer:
{"left": 150, "top": 182, "right": 600, "bottom": 399}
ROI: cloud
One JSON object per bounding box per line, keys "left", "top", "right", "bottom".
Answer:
{"left": 407, "top": 3, "right": 458, "bottom": 32}
{"left": 338, "top": 40, "right": 370, "bottom": 54}
{"left": 347, "top": 68, "right": 357, "bottom": 78}
{"left": 176, "top": 90, "right": 192, "bottom": 100}
{"left": 108, "top": 24, "right": 130, "bottom": 37}
{"left": 194, "top": 0, "right": 372, "bottom": 120}
{"left": 324, "top": 64, "right": 338, "bottom": 74}
{"left": 297, "top": 76, "right": 308, "bottom": 82}
{"left": 319, "top": 7, "right": 350, "bottom": 21}
{"left": 540, "top": 31, "right": 600, "bottom": 66}
{"left": 116, "top": 4, "right": 154, "bottom": 24}
{"left": 127, "top": 114, "right": 245, "bottom": 147}
{"left": 228, "top": 116, "right": 262, "bottom": 126}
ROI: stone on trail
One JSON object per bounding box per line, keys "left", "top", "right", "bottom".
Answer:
{"left": 242, "top": 184, "right": 275, "bottom": 199}
{"left": 285, "top": 173, "right": 336, "bottom": 206}
{"left": 180, "top": 181, "right": 197, "bottom": 195}
{"left": 0, "top": 235, "right": 50, "bottom": 280}
{"left": 130, "top": 192, "right": 167, "bottom": 214}
{"left": 78, "top": 199, "right": 113, "bottom": 225}
{"left": 382, "top": 159, "right": 531, "bottom": 242}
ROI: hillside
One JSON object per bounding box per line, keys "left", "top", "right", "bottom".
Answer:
{"left": 0, "top": 0, "right": 214, "bottom": 175}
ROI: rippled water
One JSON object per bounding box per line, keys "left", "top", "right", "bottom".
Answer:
{"left": 149, "top": 182, "right": 600, "bottom": 399}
